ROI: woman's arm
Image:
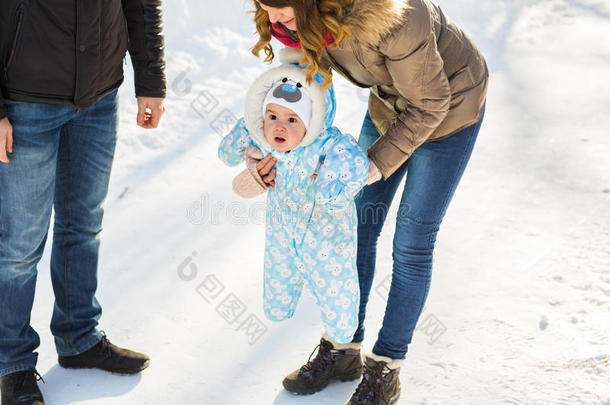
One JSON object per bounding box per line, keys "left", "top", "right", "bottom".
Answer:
{"left": 367, "top": 2, "right": 451, "bottom": 179}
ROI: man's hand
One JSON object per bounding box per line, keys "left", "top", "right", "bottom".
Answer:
{"left": 0, "top": 117, "right": 13, "bottom": 164}
{"left": 136, "top": 97, "right": 165, "bottom": 129}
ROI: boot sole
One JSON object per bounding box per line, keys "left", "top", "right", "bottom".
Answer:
{"left": 0, "top": 396, "right": 45, "bottom": 405}
{"left": 283, "top": 369, "right": 363, "bottom": 396}
{"left": 388, "top": 384, "right": 401, "bottom": 404}
{"left": 58, "top": 359, "right": 150, "bottom": 375}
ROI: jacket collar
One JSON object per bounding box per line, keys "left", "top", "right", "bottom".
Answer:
{"left": 340, "top": 0, "right": 406, "bottom": 46}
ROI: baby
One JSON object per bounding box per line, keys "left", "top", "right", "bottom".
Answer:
{"left": 218, "top": 60, "right": 369, "bottom": 346}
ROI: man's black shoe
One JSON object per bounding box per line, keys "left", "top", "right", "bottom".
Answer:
{"left": 0, "top": 369, "right": 45, "bottom": 405}
{"left": 58, "top": 334, "right": 150, "bottom": 375}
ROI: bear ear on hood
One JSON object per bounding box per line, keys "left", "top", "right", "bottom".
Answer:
{"left": 278, "top": 48, "right": 329, "bottom": 87}
{"left": 277, "top": 47, "right": 337, "bottom": 129}
{"left": 279, "top": 47, "right": 305, "bottom": 65}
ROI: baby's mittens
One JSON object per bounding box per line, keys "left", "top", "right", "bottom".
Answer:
{"left": 231, "top": 145, "right": 268, "bottom": 198}
{"left": 366, "top": 159, "right": 382, "bottom": 185}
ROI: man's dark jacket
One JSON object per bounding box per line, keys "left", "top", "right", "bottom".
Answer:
{"left": 0, "top": 0, "right": 166, "bottom": 120}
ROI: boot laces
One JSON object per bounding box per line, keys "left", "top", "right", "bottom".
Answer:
{"left": 32, "top": 370, "right": 44, "bottom": 384}
{"left": 22, "top": 370, "right": 44, "bottom": 386}
{"left": 98, "top": 331, "right": 113, "bottom": 358}
{"left": 301, "top": 339, "right": 336, "bottom": 375}
{"left": 354, "top": 361, "right": 392, "bottom": 404}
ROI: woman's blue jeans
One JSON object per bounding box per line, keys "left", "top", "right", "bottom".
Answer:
{"left": 353, "top": 110, "right": 484, "bottom": 360}
{"left": 0, "top": 91, "right": 118, "bottom": 376}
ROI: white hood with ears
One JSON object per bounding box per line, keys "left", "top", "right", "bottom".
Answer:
{"left": 244, "top": 51, "right": 328, "bottom": 150}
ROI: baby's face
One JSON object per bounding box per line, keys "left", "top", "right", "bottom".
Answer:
{"left": 263, "top": 103, "right": 306, "bottom": 152}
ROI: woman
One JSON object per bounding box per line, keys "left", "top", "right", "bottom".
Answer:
{"left": 250, "top": 0, "right": 488, "bottom": 403}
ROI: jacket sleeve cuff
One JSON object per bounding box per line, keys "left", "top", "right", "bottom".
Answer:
{"left": 134, "top": 77, "right": 167, "bottom": 99}
{"left": 367, "top": 135, "right": 411, "bottom": 180}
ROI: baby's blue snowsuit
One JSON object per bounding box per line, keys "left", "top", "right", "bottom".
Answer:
{"left": 218, "top": 66, "right": 369, "bottom": 343}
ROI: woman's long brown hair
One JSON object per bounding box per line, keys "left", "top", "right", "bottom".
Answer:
{"left": 251, "top": 0, "right": 353, "bottom": 88}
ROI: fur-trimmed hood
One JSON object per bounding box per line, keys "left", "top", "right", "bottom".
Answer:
{"left": 244, "top": 49, "right": 337, "bottom": 151}
{"left": 340, "top": 0, "right": 408, "bottom": 46}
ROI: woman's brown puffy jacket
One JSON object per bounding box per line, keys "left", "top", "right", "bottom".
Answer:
{"left": 322, "top": 0, "right": 488, "bottom": 178}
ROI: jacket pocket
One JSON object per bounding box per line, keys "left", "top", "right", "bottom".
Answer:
{"left": 5, "top": 3, "right": 25, "bottom": 79}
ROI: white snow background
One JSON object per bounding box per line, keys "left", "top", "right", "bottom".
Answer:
{"left": 24, "top": 0, "right": 609, "bottom": 404}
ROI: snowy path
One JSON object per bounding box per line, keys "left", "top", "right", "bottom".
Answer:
{"left": 24, "top": 0, "right": 609, "bottom": 404}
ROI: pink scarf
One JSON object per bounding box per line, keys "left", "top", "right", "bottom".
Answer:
{"left": 270, "top": 22, "right": 335, "bottom": 49}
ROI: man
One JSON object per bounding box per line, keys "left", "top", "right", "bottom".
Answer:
{"left": 0, "top": 1, "right": 166, "bottom": 403}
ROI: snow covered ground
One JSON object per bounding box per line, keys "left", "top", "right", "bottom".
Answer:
{"left": 25, "top": 0, "right": 609, "bottom": 404}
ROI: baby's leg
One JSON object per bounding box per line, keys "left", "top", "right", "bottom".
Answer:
{"left": 262, "top": 235, "right": 304, "bottom": 322}
{"left": 301, "top": 222, "right": 360, "bottom": 344}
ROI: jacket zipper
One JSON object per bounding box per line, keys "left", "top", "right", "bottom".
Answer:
{"left": 122, "top": 11, "right": 130, "bottom": 45}
{"left": 122, "top": 10, "right": 129, "bottom": 65}
{"left": 99, "top": 7, "right": 104, "bottom": 77}
{"left": 4, "top": 3, "right": 25, "bottom": 81}
{"left": 74, "top": 0, "right": 80, "bottom": 107}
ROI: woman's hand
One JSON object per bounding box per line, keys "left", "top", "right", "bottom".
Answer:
{"left": 367, "top": 159, "right": 382, "bottom": 184}
{"left": 256, "top": 153, "right": 277, "bottom": 187}
{"left": 0, "top": 117, "right": 13, "bottom": 164}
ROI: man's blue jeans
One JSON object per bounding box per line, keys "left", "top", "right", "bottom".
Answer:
{"left": 353, "top": 110, "right": 484, "bottom": 359}
{"left": 0, "top": 91, "right": 118, "bottom": 376}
